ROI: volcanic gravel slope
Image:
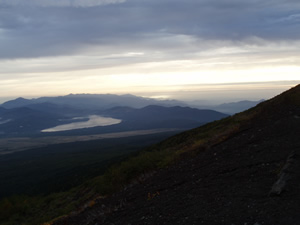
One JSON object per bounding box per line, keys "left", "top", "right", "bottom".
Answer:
{"left": 53, "top": 85, "right": 300, "bottom": 225}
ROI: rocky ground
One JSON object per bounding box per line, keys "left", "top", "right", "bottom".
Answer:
{"left": 53, "top": 95, "right": 300, "bottom": 225}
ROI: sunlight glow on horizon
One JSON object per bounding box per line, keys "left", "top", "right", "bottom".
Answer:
{"left": 1, "top": 1, "right": 300, "bottom": 105}
{"left": 1, "top": 55, "right": 299, "bottom": 97}
{"left": 1, "top": 40, "right": 299, "bottom": 104}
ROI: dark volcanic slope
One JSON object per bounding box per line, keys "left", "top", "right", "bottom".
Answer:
{"left": 53, "top": 85, "right": 300, "bottom": 225}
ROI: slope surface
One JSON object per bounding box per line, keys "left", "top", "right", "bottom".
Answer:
{"left": 53, "top": 85, "right": 300, "bottom": 225}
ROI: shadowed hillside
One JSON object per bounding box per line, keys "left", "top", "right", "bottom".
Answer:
{"left": 51, "top": 84, "right": 300, "bottom": 225}
{"left": 1, "top": 84, "right": 299, "bottom": 225}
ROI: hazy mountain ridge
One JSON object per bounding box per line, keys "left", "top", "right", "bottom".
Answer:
{"left": 193, "top": 99, "right": 264, "bottom": 114}
{"left": 211, "top": 99, "right": 265, "bottom": 114}
{"left": 1, "top": 94, "right": 263, "bottom": 115}
{"left": 1, "top": 94, "right": 187, "bottom": 110}
{"left": 1, "top": 97, "right": 32, "bottom": 109}
{"left": 102, "top": 105, "right": 227, "bottom": 122}
{"left": 25, "top": 102, "right": 85, "bottom": 117}
{"left": 0, "top": 97, "right": 228, "bottom": 137}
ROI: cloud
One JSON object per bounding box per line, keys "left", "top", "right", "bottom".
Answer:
{"left": 0, "top": 0, "right": 126, "bottom": 7}
{"left": 0, "top": 0, "right": 299, "bottom": 61}
{"left": 273, "top": 14, "right": 300, "bottom": 24}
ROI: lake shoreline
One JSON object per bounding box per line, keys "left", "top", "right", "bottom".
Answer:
{"left": 42, "top": 115, "right": 122, "bottom": 132}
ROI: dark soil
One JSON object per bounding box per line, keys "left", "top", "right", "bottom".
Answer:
{"left": 53, "top": 103, "right": 300, "bottom": 225}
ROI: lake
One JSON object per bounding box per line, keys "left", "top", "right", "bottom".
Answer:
{"left": 0, "top": 118, "right": 11, "bottom": 125}
{"left": 42, "top": 115, "right": 121, "bottom": 132}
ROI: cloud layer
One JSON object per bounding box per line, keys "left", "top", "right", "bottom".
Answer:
{"left": 0, "top": 0, "right": 300, "bottom": 59}
{"left": 0, "top": 0, "right": 299, "bottom": 100}
{"left": 0, "top": 0, "right": 125, "bottom": 7}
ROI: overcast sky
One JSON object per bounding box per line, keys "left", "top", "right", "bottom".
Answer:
{"left": 0, "top": 0, "right": 299, "bottom": 103}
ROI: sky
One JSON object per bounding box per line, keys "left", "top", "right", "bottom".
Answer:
{"left": 0, "top": 0, "right": 299, "bottom": 103}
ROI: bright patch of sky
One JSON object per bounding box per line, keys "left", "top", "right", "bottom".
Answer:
{"left": 0, "top": 0, "right": 125, "bottom": 7}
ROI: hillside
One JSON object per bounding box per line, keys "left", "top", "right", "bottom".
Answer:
{"left": 1, "top": 85, "right": 299, "bottom": 225}
{"left": 0, "top": 107, "right": 63, "bottom": 135}
{"left": 51, "top": 84, "right": 300, "bottom": 225}
{"left": 209, "top": 99, "right": 265, "bottom": 114}
{"left": 0, "top": 103, "right": 227, "bottom": 138}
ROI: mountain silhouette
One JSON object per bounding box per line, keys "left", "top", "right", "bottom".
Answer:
{"left": 1, "top": 94, "right": 186, "bottom": 110}
{"left": 103, "top": 105, "right": 227, "bottom": 123}
{"left": 210, "top": 99, "right": 265, "bottom": 114}
{"left": 0, "top": 103, "right": 227, "bottom": 136}
{"left": 0, "top": 107, "right": 62, "bottom": 135}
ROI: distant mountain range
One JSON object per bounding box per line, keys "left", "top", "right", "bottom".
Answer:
{"left": 0, "top": 95, "right": 228, "bottom": 137}
{"left": 102, "top": 105, "right": 227, "bottom": 123}
{"left": 0, "top": 93, "right": 266, "bottom": 137}
{"left": 1, "top": 94, "right": 186, "bottom": 110}
{"left": 192, "top": 99, "right": 265, "bottom": 114}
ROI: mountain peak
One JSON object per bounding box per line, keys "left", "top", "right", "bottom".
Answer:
{"left": 1, "top": 97, "right": 31, "bottom": 109}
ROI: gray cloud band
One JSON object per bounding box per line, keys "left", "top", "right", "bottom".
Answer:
{"left": 0, "top": 0, "right": 299, "bottom": 59}
{"left": 0, "top": 0, "right": 126, "bottom": 7}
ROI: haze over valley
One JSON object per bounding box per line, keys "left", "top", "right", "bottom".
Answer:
{"left": 0, "top": 94, "right": 230, "bottom": 154}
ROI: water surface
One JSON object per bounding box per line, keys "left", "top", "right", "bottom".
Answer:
{"left": 0, "top": 119, "right": 11, "bottom": 125}
{"left": 42, "top": 115, "right": 121, "bottom": 132}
